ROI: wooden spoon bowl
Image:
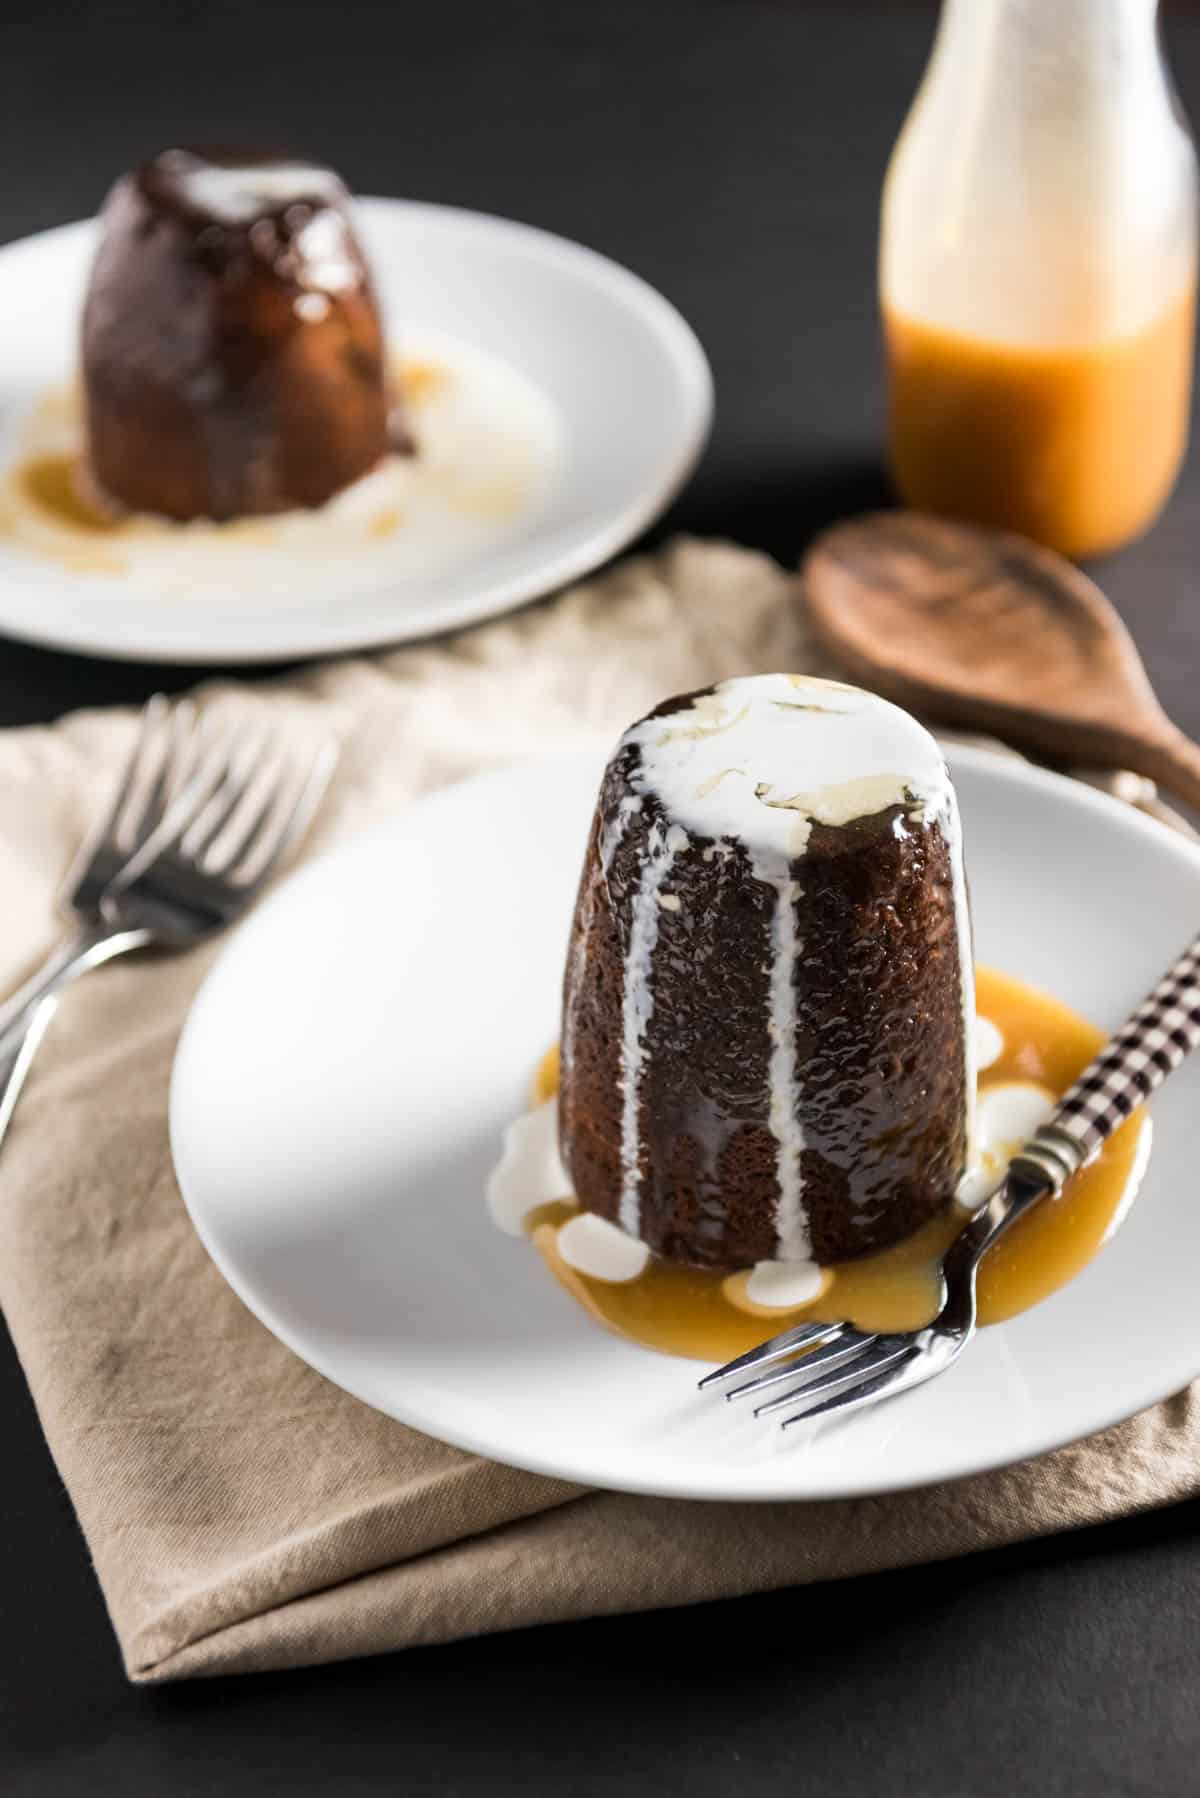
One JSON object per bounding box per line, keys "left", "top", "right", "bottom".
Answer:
{"left": 803, "top": 511, "right": 1200, "bottom": 811}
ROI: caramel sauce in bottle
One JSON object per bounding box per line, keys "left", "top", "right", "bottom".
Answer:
{"left": 884, "top": 289, "right": 1196, "bottom": 560}
{"left": 528, "top": 967, "right": 1146, "bottom": 1362}
{"left": 880, "top": 0, "right": 1198, "bottom": 558}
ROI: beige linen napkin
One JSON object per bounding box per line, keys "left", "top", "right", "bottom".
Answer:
{"left": 1, "top": 537, "right": 1197, "bottom": 1684}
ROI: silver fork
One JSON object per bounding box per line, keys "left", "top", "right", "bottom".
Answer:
{"left": 0, "top": 697, "right": 336, "bottom": 1147}
{"left": 701, "top": 927, "right": 1200, "bottom": 1430}
{"left": 0, "top": 695, "right": 183, "bottom": 1040}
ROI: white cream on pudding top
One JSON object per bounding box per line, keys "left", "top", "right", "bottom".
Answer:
{"left": 159, "top": 153, "right": 347, "bottom": 225}
{"left": 623, "top": 674, "right": 952, "bottom": 858}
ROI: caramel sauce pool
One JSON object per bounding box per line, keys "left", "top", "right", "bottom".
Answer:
{"left": 7, "top": 355, "right": 444, "bottom": 542}
{"left": 527, "top": 968, "right": 1146, "bottom": 1363}
{"left": 19, "top": 454, "right": 117, "bottom": 532}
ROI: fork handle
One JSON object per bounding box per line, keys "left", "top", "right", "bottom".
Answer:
{"left": 0, "top": 995, "right": 61, "bottom": 1146}
{"left": 0, "top": 925, "right": 154, "bottom": 1155}
{"left": 945, "top": 1164, "right": 1056, "bottom": 1290}
{"left": 1013, "top": 928, "right": 1200, "bottom": 1189}
{"left": 0, "top": 922, "right": 153, "bottom": 1047}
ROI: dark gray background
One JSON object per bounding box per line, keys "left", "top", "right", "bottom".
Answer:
{"left": 3, "top": 3, "right": 1200, "bottom": 1792}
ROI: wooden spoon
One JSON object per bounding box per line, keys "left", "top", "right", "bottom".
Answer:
{"left": 803, "top": 510, "right": 1200, "bottom": 811}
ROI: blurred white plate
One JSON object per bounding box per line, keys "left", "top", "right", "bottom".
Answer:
{"left": 170, "top": 746, "right": 1200, "bottom": 1502}
{"left": 0, "top": 200, "right": 711, "bottom": 663}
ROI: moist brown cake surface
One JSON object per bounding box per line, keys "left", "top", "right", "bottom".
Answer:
{"left": 558, "top": 684, "right": 971, "bottom": 1270}
{"left": 81, "top": 148, "right": 394, "bottom": 521}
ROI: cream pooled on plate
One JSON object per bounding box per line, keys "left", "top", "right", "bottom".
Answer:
{"left": 485, "top": 1017, "right": 1059, "bottom": 1298}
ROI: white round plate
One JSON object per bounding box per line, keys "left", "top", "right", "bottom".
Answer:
{"left": 171, "top": 747, "right": 1200, "bottom": 1501}
{"left": 0, "top": 201, "right": 711, "bottom": 663}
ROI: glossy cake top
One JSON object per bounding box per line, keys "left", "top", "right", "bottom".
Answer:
{"left": 621, "top": 673, "right": 952, "bottom": 860}
{"left": 81, "top": 146, "right": 391, "bottom": 520}
{"left": 134, "top": 148, "right": 365, "bottom": 293}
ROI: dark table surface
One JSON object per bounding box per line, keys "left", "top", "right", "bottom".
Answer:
{"left": 4, "top": 2, "right": 1200, "bottom": 1792}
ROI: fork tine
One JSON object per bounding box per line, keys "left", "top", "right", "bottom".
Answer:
{"left": 91, "top": 694, "right": 169, "bottom": 851}
{"left": 779, "top": 1345, "right": 926, "bottom": 1430}
{"left": 226, "top": 741, "right": 338, "bottom": 887}
{"left": 164, "top": 698, "right": 205, "bottom": 791}
{"left": 758, "top": 1337, "right": 917, "bottom": 1420}
{"left": 65, "top": 695, "right": 171, "bottom": 900}
{"left": 200, "top": 747, "right": 292, "bottom": 877}
{"left": 697, "top": 1318, "right": 847, "bottom": 1390}
{"left": 118, "top": 699, "right": 200, "bottom": 851}
{"left": 108, "top": 723, "right": 239, "bottom": 892}
{"left": 181, "top": 728, "right": 273, "bottom": 861}
{"left": 725, "top": 1328, "right": 879, "bottom": 1402}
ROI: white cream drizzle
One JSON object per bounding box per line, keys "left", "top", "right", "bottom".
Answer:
{"left": 956, "top": 1074, "right": 1057, "bottom": 1212}
{"left": 618, "top": 820, "right": 687, "bottom": 1236}
{"left": 939, "top": 785, "right": 978, "bottom": 1162}
{"left": 294, "top": 209, "right": 360, "bottom": 292}
{"left": 496, "top": 682, "right": 984, "bottom": 1286}
{"left": 161, "top": 154, "right": 346, "bottom": 224}
{"left": 293, "top": 292, "right": 331, "bottom": 323}
{"left": 741, "top": 1259, "right": 828, "bottom": 1308}
{"left": 485, "top": 1100, "right": 570, "bottom": 1235}
{"left": 976, "top": 1080, "right": 1057, "bottom": 1151}
{"left": 557, "top": 1212, "right": 650, "bottom": 1283}
{"left": 976, "top": 1015, "right": 1004, "bottom": 1071}
{"left": 753, "top": 852, "right": 810, "bottom": 1261}
{"left": 619, "top": 674, "right": 974, "bottom": 1259}
{"left": 955, "top": 1155, "right": 1008, "bottom": 1212}
{"left": 485, "top": 1038, "right": 1148, "bottom": 1309}
{"left": 1102, "top": 1117, "right": 1152, "bottom": 1242}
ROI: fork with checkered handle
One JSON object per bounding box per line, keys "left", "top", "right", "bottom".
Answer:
{"left": 703, "top": 931, "right": 1200, "bottom": 1430}
{"left": 1012, "top": 930, "right": 1200, "bottom": 1195}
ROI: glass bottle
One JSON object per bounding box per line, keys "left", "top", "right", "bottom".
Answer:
{"left": 880, "top": 0, "right": 1198, "bottom": 559}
